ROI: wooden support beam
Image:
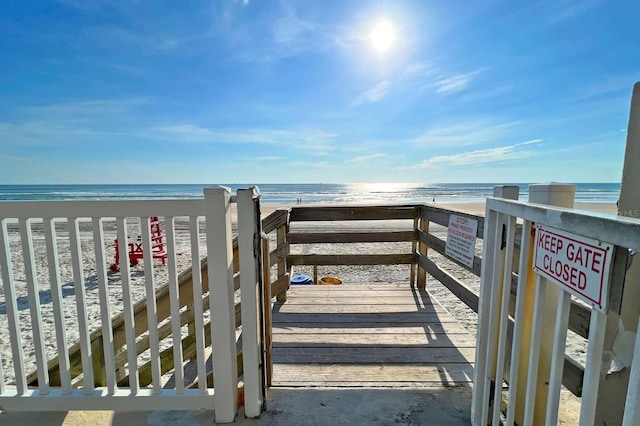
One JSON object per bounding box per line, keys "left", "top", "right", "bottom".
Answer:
{"left": 287, "top": 230, "right": 417, "bottom": 244}
{"left": 289, "top": 205, "right": 416, "bottom": 221}
{"left": 287, "top": 253, "right": 415, "bottom": 266}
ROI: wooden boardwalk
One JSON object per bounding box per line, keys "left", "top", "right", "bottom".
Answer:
{"left": 271, "top": 284, "right": 476, "bottom": 387}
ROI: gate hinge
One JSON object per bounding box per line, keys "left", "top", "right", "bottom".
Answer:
{"left": 253, "top": 233, "right": 261, "bottom": 257}
{"left": 501, "top": 224, "right": 507, "bottom": 250}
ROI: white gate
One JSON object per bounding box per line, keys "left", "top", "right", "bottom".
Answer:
{"left": 472, "top": 197, "right": 640, "bottom": 425}
{"left": 0, "top": 187, "right": 263, "bottom": 423}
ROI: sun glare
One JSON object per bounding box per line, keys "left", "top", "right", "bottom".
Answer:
{"left": 370, "top": 19, "right": 396, "bottom": 53}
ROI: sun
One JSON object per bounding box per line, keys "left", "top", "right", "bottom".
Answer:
{"left": 370, "top": 19, "right": 396, "bottom": 53}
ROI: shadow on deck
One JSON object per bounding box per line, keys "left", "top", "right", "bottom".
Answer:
{"left": 271, "top": 284, "right": 475, "bottom": 388}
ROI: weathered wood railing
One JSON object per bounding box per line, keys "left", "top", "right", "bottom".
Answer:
{"left": 260, "top": 202, "right": 592, "bottom": 396}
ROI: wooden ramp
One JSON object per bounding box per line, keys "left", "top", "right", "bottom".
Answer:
{"left": 271, "top": 284, "right": 476, "bottom": 387}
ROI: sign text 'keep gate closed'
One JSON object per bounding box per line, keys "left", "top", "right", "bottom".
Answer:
{"left": 533, "top": 225, "right": 613, "bottom": 312}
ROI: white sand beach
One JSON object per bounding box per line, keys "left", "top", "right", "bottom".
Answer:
{"left": 0, "top": 201, "right": 617, "bottom": 387}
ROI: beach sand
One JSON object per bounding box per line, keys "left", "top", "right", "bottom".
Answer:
{"left": 0, "top": 201, "right": 617, "bottom": 393}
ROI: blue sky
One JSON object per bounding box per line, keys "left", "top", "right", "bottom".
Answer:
{"left": 0, "top": 0, "right": 638, "bottom": 184}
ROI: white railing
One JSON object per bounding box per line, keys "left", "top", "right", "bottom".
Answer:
{"left": 472, "top": 197, "right": 640, "bottom": 425}
{"left": 0, "top": 187, "right": 260, "bottom": 423}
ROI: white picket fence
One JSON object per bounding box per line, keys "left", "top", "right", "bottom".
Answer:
{"left": 472, "top": 197, "right": 640, "bottom": 425}
{"left": 0, "top": 187, "right": 263, "bottom": 423}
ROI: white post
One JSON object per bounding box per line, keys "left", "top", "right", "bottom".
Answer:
{"left": 0, "top": 219, "right": 27, "bottom": 393}
{"left": 238, "top": 187, "right": 264, "bottom": 418}
{"left": 471, "top": 185, "right": 518, "bottom": 424}
{"left": 205, "top": 187, "right": 238, "bottom": 423}
{"left": 596, "top": 81, "right": 640, "bottom": 424}
{"left": 493, "top": 185, "right": 519, "bottom": 200}
{"left": 527, "top": 183, "right": 575, "bottom": 424}
{"left": 622, "top": 313, "right": 640, "bottom": 426}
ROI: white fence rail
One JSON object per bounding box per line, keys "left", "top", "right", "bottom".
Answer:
{"left": 472, "top": 197, "right": 640, "bottom": 425}
{"left": 0, "top": 187, "right": 257, "bottom": 422}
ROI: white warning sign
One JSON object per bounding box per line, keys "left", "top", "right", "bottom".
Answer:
{"left": 445, "top": 215, "right": 478, "bottom": 268}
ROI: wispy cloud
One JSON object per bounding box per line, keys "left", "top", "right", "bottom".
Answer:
{"left": 571, "top": 75, "right": 636, "bottom": 101}
{"left": 402, "top": 140, "right": 540, "bottom": 170}
{"left": 346, "top": 153, "right": 386, "bottom": 163}
{"left": 230, "top": 3, "right": 341, "bottom": 62}
{"left": 351, "top": 81, "right": 390, "bottom": 107}
{"left": 545, "top": 0, "right": 607, "bottom": 25}
{"left": 149, "top": 124, "right": 337, "bottom": 151}
{"left": 24, "top": 98, "right": 152, "bottom": 119}
{"left": 251, "top": 156, "right": 281, "bottom": 161}
{"left": 288, "top": 160, "right": 337, "bottom": 169}
{"left": 434, "top": 69, "right": 485, "bottom": 95}
{"left": 409, "top": 120, "right": 521, "bottom": 147}
{"left": 2, "top": 98, "right": 151, "bottom": 146}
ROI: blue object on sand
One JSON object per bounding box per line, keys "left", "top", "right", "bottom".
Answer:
{"left": 291, "top": 274, "right": 314, "bottom": 284}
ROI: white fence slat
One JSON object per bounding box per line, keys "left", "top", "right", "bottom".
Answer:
{"left": 44, "top": 218, "right": 72, "bottom": 394}
{"left": 471, "top": 208, "right": 499, "bottom": 424}
{"left": 91, "top": 217, "right": 117, "bottom": 394}
{"left": 188, "top": 216, "right": 207, "bottom": 393}
{"left": 545, "top": 290, "right": 572, "bottom": 426}
{"left": 116, "top": 217, "right": 139, "bottom": 393}
{"left": 506, "top": 220, "right": 533, "bottom": 425}
{"left": 67, "top": 217, "right": 95, "bottom": 393}
{"left": 0, "top": 351, "right": 4, "bottom": 394}
{"left": 140, "top": 217, "right": 162, "bottom": 393}
{"left": 238, "top": 188, "right": 263, "bottom": 417}
{"left": 0, "top": 219, "right": 27, "bottom": 394}
{"left": 524, "top": 275, "right": 548, "bottom": 425}
{"left": 205, "top": 187, "right": 239, "bottom": 423}
{"left": 582, "top": 310, "right": 608, "bottom": 425}
{"left": 165, "top": 216, "right": 185, "bottom": 394}
{"left": 491, "top": 215, "right": 517, "bottom": 425}
{"left": 19, "top": 218, "right": 50, "bottom": 394}
{"left": 622, "top": 312, "right": 640, "bottom": 426}
{"left": 481, "top": 212, "right": 507, "bottom": 424}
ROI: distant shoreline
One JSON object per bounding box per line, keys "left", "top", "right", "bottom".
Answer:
{"left": 0, "top": 183, "right": 621, "bottom": 205}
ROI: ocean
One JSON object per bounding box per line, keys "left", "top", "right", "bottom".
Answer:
{"left": 0, "top": 183, "right": 620, "bottom": 204}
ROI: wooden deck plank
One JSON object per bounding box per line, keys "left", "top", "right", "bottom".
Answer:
{"left": 272, "top": 324, "right": 471, "bottom": 334}
{"left": 272, "top": 333, "right": 476, "bottom": 347}
{"left": 279, "top": 296, "right": 437, "bottom": 305}
{"left": 270, "top": 285, "right": 476, "bottom": 388}
{"left": 274, "top": 304, "right": 449, "bottom": 314}
{"left": 273, "top": 347, "right": 475, "bottom": 364}
{"left": 272, "top": 312, "right": 459, "bottom": 323}
{"left": 272, "top": 364, "right": 474, "bottom": 385}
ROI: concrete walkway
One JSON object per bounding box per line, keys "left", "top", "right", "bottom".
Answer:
{"left": 0, "top": 387, "right": 472, "bottom": 425}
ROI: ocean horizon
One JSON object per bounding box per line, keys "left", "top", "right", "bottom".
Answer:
{"left": 0, "top": 183, "right": 621, "bottom": 205}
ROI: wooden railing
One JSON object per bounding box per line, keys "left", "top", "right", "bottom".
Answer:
{"left": 260, "top": 203, "right": 592, "bottom": 396}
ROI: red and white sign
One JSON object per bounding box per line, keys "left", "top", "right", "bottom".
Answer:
{"left": 533, "top": 225, "right": 613, "bottom": 312}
